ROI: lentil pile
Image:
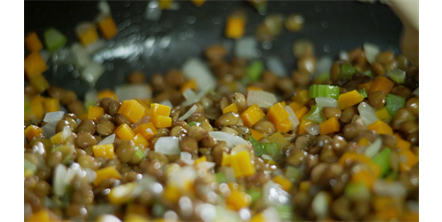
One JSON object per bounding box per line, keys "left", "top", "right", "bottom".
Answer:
{"left": 24, "top": 3, "right": 419, "bottom": 222}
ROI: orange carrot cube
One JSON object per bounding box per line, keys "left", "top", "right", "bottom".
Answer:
{"left": 267, "top": 102, "right": 289, "bottom": 124}
{"left": 94, "top": 166, "right": 122, "bottom": 186}
{"left": 134, "top": 122, "right": 157, "bottom": 140}
{"left": 367, "top": 120, "right": 393, "bottom": 135}
{"left": 337, "top": 90, "right": 364, "bottom": 110}
{"left": 92, "top": 144, "right": 115, "bottom": 159}
{"left": 88, "top": 106, "right": 105, "bottom": 121}
{"left": 24, "top": 51, "right": 48, "bottom": 79}
{"left": 24, "top": 125, "right": 43, "bottom": 142}
{"left": 319, "top": 117, "right": 340, "bottom": 135}
{"left": 223, "top": 103, "right": 238, "bottom": 114}
{"left": 98, "top": 16, "right": 118, "bottom": 39}
{"left": 44, "top": 98, "right": 60, "bottom": 112}
{"left": 118, "top": 100, "right": 146, "bottom": 123}
{"left": 240, "top": 104, "right": 265, "bottom": 127}
{"left": 368, "top": 76, "right": 394, "bottom": 95}
{"left": 114, "top": 123, "right": 136, "bottom": 140}
{"left": 275, "top": 118, "right": 292, "bottom": 133}
{"left": 25, "top": 32, "right": 43, "bottom": 52}
{"left": 150, "top": 115, "right": 172, "bottom": 128}
{"left": 150, "top": 103, "right": 171, "bottom": 117}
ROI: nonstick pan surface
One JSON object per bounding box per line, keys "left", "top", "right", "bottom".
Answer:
{"left": 24, "top": 1, "right": 403, "bottom": 100}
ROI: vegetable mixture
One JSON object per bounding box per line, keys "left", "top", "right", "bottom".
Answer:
{"left": 24, "top": 1, "right": 419, "bottom": 221}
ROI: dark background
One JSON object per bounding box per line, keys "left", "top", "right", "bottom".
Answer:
{"left": 25, "top": 1, "right": 403, "bottom": 99}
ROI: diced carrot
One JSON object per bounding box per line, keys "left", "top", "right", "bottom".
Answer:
{"left": 124, "top": 214, "right": 149, "bottom": 222}
{"left": 367, "top": 120, "right": 393, "bottom": 135}
{"left": 368, "top": 76, "right": 394, "bottom": 95}
{"left": 108, "top": 182, "right": 137, "bottom": 205}
{"left": 180, "top": 79, "right": 197, "bottom": 93}
{"left": 275, "top": 118, "right": 292, "bottom": 133}
{"left": 118, "top": 100, "right": 146, "bottom": 123}
{"left": 294, "top": 106, "right": 309, "bottom": 121}
{"left": 298, "top": 118, "right": 314, "bottom": 135}
{"left": 150, "top": 103, "right": 171, "bottom": 117}
{"left": 399, "top": 211, "right": 419, "bottom": 222}
{"left": 221, "top": 152, "right": 230, "bottom": 166}
{"left": 319, "top": 117, "right": 340, "bottom": 135}
{"left": 94, "top": 166, "right": 122, "bottom": 186}
{"left": 225, "top": 15, "right": 245, "bottom": 39}
{"left": 134, "top": 122, "right": 157, "bottom": 140}
{"left": 292, "top": 90, "right": 310, "bottom": 105}
{"left": 273, "top": 175, "right": 293, "bottom": 191}
{"left": 50, "top": 132, "right": 66, "bottom": 145}
{"left": 24, "top": 125, "right": 43, "bottom": 142}
{"left": 29, "top": 74, "right": 50, "bottom": 93}
{"left": 227, "top": 182, "right": 243, "bottom": 192}
{"left": 25, "top": 51, "right": 48, "bottom": 79}
{"left": 337, "top": 90, "right": 364, "bottom": 110}
{"left": 30, "top": 95, "right": 46, "bottom": 119}
{"left": 399, "top": 149, "right": 418, "bottom": 172}
{"left": 191, "top": 0, "right": 206, "bottom": 7}
{"left": 163, "top": 184, "right": 181, "bottom": 204}
{"left": 299, "top": 181, "right": 311, "bottom": 192}
{"left": 98, "top": 89, "right": 118, "bottom": 100}
{"left": 97, "top": 16, "right": 118, "bottom": 39}
{"left": 223, "top": 103, "right": 238, "bottom": 114}
{"left": 375, "top": 107, "right": 391, "bottom": 122}
{"left": 249, "top": 212, "right": 266, "bottom": 222}
{"left": 358, "top": 137, "right": 370, "bottom": 146}
{"left": 250, "top": 128, "right": 264, "bottom": 141}
{"left": 280, "top": 101, "right": 286, "bottom": 107}
{"left": 230, "top": 151, "right": 256, "bottom": 177}
{"left": 394, "top": 133, "right": 411, "bottom": 151}
{"left": 194, "top": 156, "right": 207, "bottom": 165}
{"left": 126, "top": 203, "right": 148, "bottom": 217}
{"left": 114, "top": 123, "right": 136, "bottom": 140}
{"left": 133, "top": 133, "right": 149, "bottom": 150}
{"left": 159, "top": 0, "right": 173, "bottom": 9}
{"left": 150, "top": 115, "right": 172, "bottom": 128}
{"left": 240, "top": 104, "right": 265, "bottom": 127}
{"left": 339, "top": 151, "right": 381, "bottom": 178}
{"left": 26, "top": 209, "right": 50, "bottom": 222}
{"left": 288, "top": 101, "right": 303, "bottom": 112}
{"left": 25, "top": 32, "right": 43, "bottom": 52}
{"left": 358, "top": 81, "right": 373, "bottom": 91}
{"left": 267, "top": 102, "right": 289, "bottom": 124}
{"left": 226, "top": 191, "right": 251, "bottom": 211}
{"left": 372, "top": 196, "right": 402, "bottom": 221}
{"left": 77, "top": 24, "right": 99, "bottom": 46}
{"left": 92, "top": 144, "right": 115, "bottom": 159}
{"left": 135, "top": 99, "right": 150, "bottom": 118}
{"left": 351, "top": 169, "right": 375, "bottom": 188}
{"left": 88, "top": 106, "right": 105, "bottom": 121}
{"left": 44, "top": 98, "right": 60, "bottom": 112}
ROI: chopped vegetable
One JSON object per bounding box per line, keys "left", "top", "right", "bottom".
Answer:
{"left": 225, "top": 13, "right": 246, "bottom": 39}
{"left": 365, "top": 137, "right": 382, "bottom": 158}
{"left": 284, "top": 105, "right": 300, "bottom": 129}
{"left": 249, "top": 136, "right": 264, "bottom": 157}
{"left": 88, "top": 106, "right": 105, "bottom": 121}
{"left": 398, "top": 149, "right": 418, "bottom": 172}
{"left": 154, "top": 136, "right": 180, "bottom": 155}
{"left": 372, "top": 148, "right": 392, "bottom": 177}
{"left": 180, "top": 79, "right": 197, "bottom": 93}
{"left": 267, "top": 102, "right": 289, "bottom": 125}
{"left": 368, "top": 76, "right": 395, "bottom": 95}
{"left": 302, "top": 105, "right": 326, "bottom": 123}
{"left": 209, "top": 131, "right": 249, "bottom": 148}
{"left": 285, "top": 166, "right": 301, "bottom": 180}
{"left": 76, "top": 22, "right": 99, "bottom": 46}
{"left": 98, "top": 15, "right": 118, "bottom": 39}
{"left": 375, "top": 107, "right": 391, "bottom": 122}
{"left": 246, "top": 90, "right": 277, "bottom": 108}
{"left": 94, "top": 166, "right": 122, "bottom": 186}
{"left": 230, "top": 151, "right": 256, "bottom": 177}
{"left": 387, "top": 68, "right": 406, "bottom": 84}
{"left": 81, "top": 61, "right": 105, "bottom": 85}
{"left": 246, "top": 60, "right": 264, "bottom": 81}
{"left": 25, "top": 32, "right": 43, "bottom": 52}
{"left": 268, "top": 132, "right": 289, "bottom": 150}
{"left": 294, "top": 106, "right": 309, "bottom": 121}
{"left": 358, "top": 88, "right": 368, "bottom": 98}
{"left": 223, "top": 103, "right": 238, "bottom": 114}
{"left": 44, "top": 28, "right": 67, "bottom": 52}
{"left": 298, "top": 118, "right": 314, "bottom": 134}
{"left": 358, "top": 102, "right": 378, "bottom": 126}
{"left": 194, "top": 156, "right": 207, "bottom": 165}
{"left": 116, "top": 84, "right": 152, "bottom": 100}
{"left": 385, "top": 94, "right": 406, "bottom": 117}
{"left": 364, "top": 42, "right": 380, "bottom": 64}
{"left": 114, "top": 123, "right": 136, "bottom": 140}
{"left": 221, "top": 153, "right": 231, "bottom": 166}
{"left": 273, "top": 175, "right": 292, "bottom": 191}
{"left": 108, "top": 182, "right": 137, "bottom": 205}
{"left": 29, "top": 74, "right": 50, "bottom": 94}
{"left": 24, "top": 159, "right": 37, "bottom": 177}
{"left": 358, "top": 81, "right": 373, "bottom": 91}
{"left": 309, "top": 85, "right": 340, "bottom": 100}
{"left": 339, "top": 64, "right": 357, "bottom": 79}
{"left": 275, "top": 118, "right": 292, "bottom": 133}
{"left": 292, "top": 89, "right": 310, "bottom": 105}
{"left": 367, "top": 120, "right": 393, "bottom": 135}
{"left": 240, "top": 104, "right": 265, "bottom": 127}
{"left": 150, "top": 115, "right": 172, "bottom": 128}
{"left": 44, "top": 98, "right": 60, "bottom": 113}
{"left": 118, "top": 100, "right": 146, "bottom": 123}
{"left": 337, "top": 90, "right": 364, "bottom": 110}
{"left": 24, "top": 51, "right": 48, "bottom": 79}
{"left": 319, "top": 117, "right": 340, "bottom": 135}
{"left": 98, "top": 89, "right": 119, "bottom": 100}
{"left": 134, "top": 122, "right": 157, "bottom": 140}
{"left": 151, "top": 103, "right": 171, "bottom": 117}
{"left": 92, "top": 144, "right": 115, "bottom": 159}
{"left": 394, "top": 133, "right": 411, "bottom": 151}
{"left": 226, "top": 190, "right": 251, "bottom": 211}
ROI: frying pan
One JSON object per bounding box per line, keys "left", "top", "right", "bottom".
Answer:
{"left": 24, "top": 0, "right": 403, "bottom": 100}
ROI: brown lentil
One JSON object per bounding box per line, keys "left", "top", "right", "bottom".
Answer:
{"left": 76, "top": 119, "right": 96, "bottom": 134}
{"left": 368, "top": 90, "right": 386, "bottom": 109}
{"left": 322, "top": 107, "right": 342, "bottom": 119}
{"left": 230, "top": 92, "right": 247, "bottom": 112}
{"left": 252, "top": 120, "right": 275, "bottom": 135}
{"left": 114, "top": 114, "right": 131, "bottom": 127}
{"left": 96, "top": 120, "right": 115, "bottom": 136}
{"left": 340, "top": 107, "right": 358, "bottom": 123}
{"left": 116, "top": 140, "right": 137, "bottom": 164}
{"left": 75, "top": 132, "right": 97, "bottom": 148}
{"left": 128, "top": 71, "right": 145, "bottom": 83}
{"left": 406, "top": 97, "right": 419, "bottom": 116}
{"left": 166, "top": 69, "right": 186, "bottom": 87}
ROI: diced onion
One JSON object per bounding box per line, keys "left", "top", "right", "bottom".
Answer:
{"left": 84, "top": 168, "right": 97, "bottom": 183}
{"left": 145, "top": 0, "right": 162, "bottom": 21}
{"left": 373, "top": 180, "right": 407, "bottom": 197}
{"left": 365, "top": 137, "right": 382, "bottom": 158}
{"left": 71, "top": 43, "right": 92, "bottom": 67}
{"left": 86, "top": 39, "right": 107, "bottom": 54}
{"left": 159, "top": 100, "right": 173, "bottom": 108}
{"left": 42, "top": 121, "right": 58, "bottom": 139}
{"left": 315, "top": 56, "right": 333, "bottom": 76}
{"left": 312, "top": 191, "right": 329, "bottom": 218}
{"left": 96, "top": 215, "right": 122, "bottom": 222}
{"left": 62, "top": 125, "right": 72, "bottom": 139}
{"left": 84, "top": 89, "right": 98, "bottom": 108}
{"left": 235, "top": 36, "right": 257, "bottom": 59}
{"left": 183, "top": 88, "right": 197, "bottom": 101}
{"left": 53, "top": 164, "right": 68, "bottom": 197}
{"left": 43, "top": 111, "right": 65, "bottom": 123}
{"left": 116, "top": 84, "right": 152, "bottom": 100}
{"left": 339, "top": 50, "right": 349, "bottom": 61}
{"left": 247, "top": 90, "right": 277, "bottom": 108}
{"left": 209, "top": 131, "right": 249, "bottom": 148}
{"left": 81, "top": 61, "right": 105, "bottom": 85}
{"left": 412, "top": 88, "right": 419, "bottom": 96}
{"left": 363, "top": 42, "right": 380, "bottom": 64}
{"left": 182, "top": 85, "right": 211, "bottom": 107}
{"left": 266, "top": 56, "right": 287, "bottom": 77}
{"left": 196, "top": 161, "right": 216, "bottom": 170}
{"left": 182, "top": 57, "right": 216, "bottom": 91}
{"left": 98, "top": 134, "right": 115, "bottom": 145}
{"left": 358, "top": 102, "right": 378, "bottom": 126}
{"left": 263, "top": 180, "right": 290, "bottom": 206}
{"left": 305, "top": 124, "right": 320, "bottom": 135}
{"left": 180, "top": 152, "right": 194, "bottom": 165}
{"left": 168, "top": 166, "right": 197, "bottom": 190}
{"left": 154, "top": 136, "right": 180, "bottom": 155}
{"left": 284, "top": 106, "right": 299, "bottom": 130}
{"left": 40, "top": 50, "right": 51, "bottom": 63}
{"left": 262, "top": 207, "right": 281, "bottom": 222}
{"left": 178, "top": 105, "right": 197, "bottom": 121}
{"left": 98, "top": 0, "right": 111, "bottom": 16}
{"left": 315, "top": 97, "right": 338, "bottom": 108}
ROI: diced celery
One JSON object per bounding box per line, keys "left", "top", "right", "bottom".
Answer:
{"left": 358, "top": 88, "right": 368, "bottom": 98}
{"left": 363, "top": 69, "right": 374, "bottom": 77}
{"left": 308, "top": 85, "right": 340, "bottom": 100}
{"left": 246, "top": 188, "right": 262, "bottom": 203}
{"left": 135, "top": 149, "right": 145, "bottom": 159}
{"left": 263, "top": 143, "right": 279, "bottom": 156}
{"left": 387, "top": 68, "right": 406, "bottom": 84}
{"left": 372, "top": 148, "right": 392, "bottom": 177}
{"left": 386, "top": 94, "right": 406, "bottom": 117}
{"left": 246, "top": 60, "right": 264, "bottom": 81}
{"left": 24, "top": 159, "right": 37, "bottom": 176}
{"left": 215, "top": 172, "right": 227, "bottom": 184}
{"left": 276, "top": 205, "right": 293, "bottom": 221}
{"left": 339, "top": 64, "right": 357, "bottom": 79}
{"left": 188, "top": 122, "right": 198, "bottom": 127}
{"left": 344, "top": 182, "right": 370, "bottom": 200}
{"left": 302, "top": 105, "right": 327, "bottom": 123}
{"left": 249, "top": 136, "right": 264, "bottom": 157}
{"left": 44, "top": 28, "right": 68, "bottom": 52}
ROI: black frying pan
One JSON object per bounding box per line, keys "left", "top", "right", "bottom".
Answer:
{"left": 24, "top": 0, "right": 403, "bottom": 100}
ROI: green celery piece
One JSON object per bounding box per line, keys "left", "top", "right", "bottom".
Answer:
{"left": 24, "top": 159, "right": 37, "bottom": 175}
{"left": 316, "top": 72, "right": 330, "bottom": 83}
{"left": 387, "top": 68, "right": 406, "bottom": 84}
{"left": 246, "top": 60, "right": 264, "bottom": 81}
{"left": 339, "top": 64, "right": 357, "bottom": 79}
{"left": 276, "top": 205, "right": 293, "bottom": 221}
{"left": 372, "top": 148, "right": 392, "bottom": 177}
{"left": 344, "top": 182, "right": 370, "bottom": 200}
{"left": 246, "top": 188, "right": 262, "bottom": 202}
{"left": 386, "top": 94, "right": 406, "bottom": 117}
{"left": 215, "top": 172, "right": 227, "bottom": 184}
{"left": 285, "top": 166, "right": 301, "bottom": 180}
{"left": 188, "top": 122, "right": 198, "bottom": 127}
{"left": 263, "top": 143, "right": 279, "bottom": 156}
{"left": 249, "top": 136, "right": 264, "bottom": 157}
{"left": 358, "top": 88, "right": 368, "bottom": 98}
{"left": 308, "top": 85, "right": 340, "bottom": 100}
{"left": 302, "top": 105, "right": 327, "bottom": 123}
{"left": 44, "top": 28, "right": 68, "bottom": 52}
{"left": 363, "top": 69, "right": 374, "bottom": 77}
{"left": 135, "top": 149, "right": 146, "bottom": 159}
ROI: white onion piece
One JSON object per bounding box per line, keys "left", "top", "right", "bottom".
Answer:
{"left": 116, "top": 84, "right": 152, "bottom": 100}
{"left": 266, "top": 56, "right": 287, "bottom": 77}
{"left": 159, "top": 100, "right": 173, "bottom": 108}
{"left": 62, "top": 125, "right": 72, "bottom": 139}
{"left": 96, "top": 215, "right": 122, "bottom": 222}
{"left": 138, "top": 175, "right": 163, "bottom": 197}
{"left": 145, "top": 0, "right": 162, "bottom": 21}
{"left": 168, "top": 166, "right": 197, "bottom": 190}
{"left": 263, "top": 180, "right": 290, "bottom": 206}
{"left": 183, "top": 88, "right": 197, "bottom": 101}
{"left": 412, "top": 88, "right": 419, "bottom": 96}
{"left": 373, "top": 180, "right": 407, "bottom": 197}
{"left": 209, "top": 132, "right": 249, "bottom": 148}
{"left": 305, "top": 124, "right": 320, "bottom": 135}
{"left": 86, "top": 39, "right": 107, "bottom": 54}
{"left": 365, "top": 137, "right": 382, "bottom": 158}
{"left": 315, "top": 56, "right": 333, "bottom": 75}
{"left": 81, "top": 61, "right": 105, "bottom": 85}
{"left": 39, "top": 50, "right": 51, "bottom": 63}
{"left": 315, "top": 97, "right": 338, "bottom": 108}
{"left": 178, "top": 105, "right": 197, "bottom": 121}
{"left": 71, "top": 43, "right": 91, "bottom": 67}
{"left": 154, "top": 136, "right": 180, "bottom": 155}
{"left": 43, "top": 111, "right": 65, "bottom": 123}
{"left": 182, "top": 57, "right": 216, "bottom": 91}
{"left": 180, "top": 152, "right": 194, "bottom": 165}
{"left": 247, "top": 90, "right": 277, "bottom": 108}
{"left": 358, "top": 102, "right": 378, "bottom": 126}
{"left": 284, "top": 106, "right": 299, "bottom": 130}
{"left": 196, "top": 161, "right": 216, "bottom": 170}
{"left": 52, "top": 48, "right": 76, "bottom": 65}
{"left": 53, "top": 164, "right": 68, "bottom": 197}
{"left": 182, "top": 85, "right": 211, "bottom": 107}
{"left": 262, "top": 207, "right": 281, "bottom": 222}
{"left": 98, "top": 0, "right": 111, "bottom": 15}
{"left": 85, "top": 168, "right": 97, "bottom": 183}
{"left": 98, "top": 134, "right": 115, "bottom": 145}
{"left": 339, "top": 50, "right": 349, "bottom": 61}
{"left": 42, "top": 122, "right": 58, "bottom": 139}
{"left": 363, "top": 42, "right": 380, "bottom": 64}
{"left": 84, "top": 89, "right": 98, "bottom": 108}
{"left": 235, "top": 36, "right": 257, "bottom": 59}
{"left": 219, "top": 167, "right": 236, "bottom": 183}
{"left": 312, "top": 191, "right": 329, "bottom": 218}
